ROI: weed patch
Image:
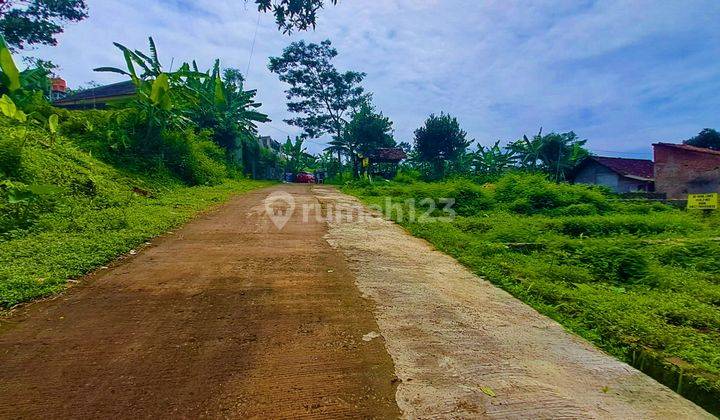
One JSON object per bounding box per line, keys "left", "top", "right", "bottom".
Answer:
{"left": 344, "top": 174, "right": 720, "bottom": 414}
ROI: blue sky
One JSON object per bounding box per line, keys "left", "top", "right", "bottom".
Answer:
{"left": 22, "top": 0, "right": 720, "bottom": 157}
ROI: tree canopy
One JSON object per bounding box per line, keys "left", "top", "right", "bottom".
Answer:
{"left": 413, "top": 113, "right": 472, "bottom": 179}
{"left": 506, "top": 128, "right": 589, "bottom": 181}
{"left": 343, "top": 102, "right": 395, "bottom": 157}
{"left": 268, "top": 39, "right": 367, "bottom": 142}
{"left": 685, "top": 128, "right": 720, "bottom": 151}
{"left": 0, "top": 0, "right": 88, "bottom": 51}
{"left": 254, "top": 0, "right": 338, "bottom": 33}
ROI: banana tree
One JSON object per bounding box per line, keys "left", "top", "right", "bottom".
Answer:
{"left": 472, "top": 140, "right": 517, "bottom": 175}
{"left": 183, "top": 60, "right": 269, "bottom": 151}
{"left": 97, "top": 38, "right": 269, "bottom": 146}
{"left": 95, "top": 37, "right": 207, "bottom": 132}
{"left": 0, "top": 34, "right": 59, "bottom": 131}
{"left": 0, "top": 34, "right": 26, "bottom": 122}
{"left": 506, "top": 127, "right": 543, "bottom": 171}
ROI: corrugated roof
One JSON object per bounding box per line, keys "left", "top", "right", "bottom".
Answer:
{"left": 54, "top": 80, "right": 136, "bottom": 104}
{"left": 588, "top": 156, "right": 655, "bottom": 180}
{"left": 653, "top": 142, "right": 720, "bottom": 157}
{"left": 369, "top": 148, "right": 407, "bottom": 161}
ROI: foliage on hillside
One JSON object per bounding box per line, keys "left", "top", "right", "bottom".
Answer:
{"left": 0, "top": 35, "right": 272, "bottom": 308}
{"left": 345, "top": 173, "right": 720, "bottom": 414}
{"left": 0, "top": 119, "right": 268, "bottom": 308}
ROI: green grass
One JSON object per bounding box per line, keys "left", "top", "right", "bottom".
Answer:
{"left": 0, "top": 179, "right": 267, "bottom": 307}
{"left": 0, "top": 121, "right": 271, "bottom": 308}
{"left": 344, "top": 174, "right": 720, "bottom": 415}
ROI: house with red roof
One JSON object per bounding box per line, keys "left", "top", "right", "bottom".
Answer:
{"left": 653, "top": 143, "right": 720, "bottom": 199}
{"left": 571, "top": 156, "right": 655, "bottom": 193}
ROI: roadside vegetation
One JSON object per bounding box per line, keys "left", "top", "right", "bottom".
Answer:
{"left": 345, "top": 174, "right": 720, "bottom": 414}
{"left": 335, "top": 104, "right": 720, "bottom": 414}
{"left": 0, "top": 35, "right": 276, "bottom": 308}
{"left": 0, "top": 0, "right": 341, "bottom": 309}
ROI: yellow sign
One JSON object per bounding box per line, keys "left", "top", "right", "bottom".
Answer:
{"left": 362, "top": 157, "right": 369, "bottom": 168}
{"left": 687, "top": 193, "right": 718, "bottom": 210}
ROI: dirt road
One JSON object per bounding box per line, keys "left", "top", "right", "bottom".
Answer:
{"left": 0, "top": 185, "right": 399, "bottom": 418}
{"left": 0, "top": 185, "right": 712, "bottom": 418}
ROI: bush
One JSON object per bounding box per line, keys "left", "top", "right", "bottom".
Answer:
{"left": 495, "top": 173, "right": 609, "bottom": 214}
{"left": 58, "top": 109, "right": 234, "bottom": 186}
{"left": 394, "top": 169, "right": 422, "bottom": 184}
{"left": 551, "top": 214, "right": 700, "bottom": 237}
{"left": 565, "top": 243, "right": 650, "bottom": 284}
{"left": 162, "top": 130, "right": 228, "bottom": 186}
{"left": 658, "top": 241, "right": 720, "bottom": 274}
{"left": 0, "top": 127, "right": 24, "bottom": 178}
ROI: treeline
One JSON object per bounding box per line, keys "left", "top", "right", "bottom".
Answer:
{"left": 267, "top": 40, "right": 592, "bottom": 183}
{"left": 407, "top": 117, "right": 589, "bottom": 182}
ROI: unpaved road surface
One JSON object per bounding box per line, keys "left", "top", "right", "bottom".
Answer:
{"left": 0, "top": 185, "right": 399, "bottom": 418}
{"left": 0, "top": 185, "right": 712, "bottom": 418}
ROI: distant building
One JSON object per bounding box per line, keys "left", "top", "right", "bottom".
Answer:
{"left": 367, "top": 147, "right": 407, "bottom": 179}
{"left": 53, "top": 81, "right": 136, "bottom": 109}
{"left": 50, "top": 78, "right": 67, "bottom": 101}
{"left": 653, "top": 143, "right": 720, "bottom": 199}
{"left": 571, "top": 156, "right": 654, "bottom": 193}
{"left": 258, "top": 136, "right": 281, "bottom": 152}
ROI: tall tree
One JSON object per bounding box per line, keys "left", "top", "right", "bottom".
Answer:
{"left": 0, "top": 0, "right": 88, "bottom": 51}
{"left": 254, "top": 0, "right": 338, "bottom": 33}
{"left": 335, "top": 102, "right": 394, "bottom": 177}
{"left": 413, "top": 113, "right": 472, "bottom": 179}
{"left": 685, "top": 128, "right": 720, "bottom": 151}
{"left": 268, "top": 39, "right": 368, "bottom": 148}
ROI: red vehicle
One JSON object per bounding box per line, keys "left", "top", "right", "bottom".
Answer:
{"left": 295, "top": 172, "right": 316, "bottom": 183}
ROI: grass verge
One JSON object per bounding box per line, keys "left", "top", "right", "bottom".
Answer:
{"left": 0, "top": 179, "right": 269, "bottom": 308}
{"left": 344, "top": 174, "right": 720, "bottom": 415}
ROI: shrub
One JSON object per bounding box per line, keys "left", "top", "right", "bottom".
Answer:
{"left": 551, "top": 214, "right": 700, "bottom": 237}
{"left": 551, "top": 203, "right": 599, "bottom": 216}
{"left": 575, "top": 244, "right": 650, "bottom": 284}
{"left": 658, "top": 241, "right": 720, "bottom": 274}
{"left": 452, "top": 217, "right": 492, "bottom": 234}
{"left": 394, "top": 169, "right": 422, "bottom": 184}
{"left": 162, "top": 130, "right": 228, "bottom": 186}
{"left": 0, "top": 128, "right": 24, "bottom": 178}
{"left": 495, "top": 173, "right": 609, "bottom": 214}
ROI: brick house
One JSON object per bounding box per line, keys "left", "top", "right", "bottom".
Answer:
{"left": 653, "top": 143, "right": 720, "bottom": 199}
{"left": 571, "top": 156, "right": 654, "bottom": 193}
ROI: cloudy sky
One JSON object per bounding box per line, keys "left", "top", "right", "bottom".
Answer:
{"left": 22, "top": 0, "right": 720, "bottom": 157}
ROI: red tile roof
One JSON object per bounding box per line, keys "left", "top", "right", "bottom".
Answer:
{"left": 588, "top": 156, "right": 654, "bottom": 180}
{"left": 653, "top": 142, "right": 720, "bottom": 157}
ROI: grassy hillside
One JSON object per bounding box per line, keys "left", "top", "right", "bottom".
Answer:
{"left": 0, "top": 117, "right": 269, "bottom": 308}
{"left": 345, "top": 174, "right": 720, "bottom": 415}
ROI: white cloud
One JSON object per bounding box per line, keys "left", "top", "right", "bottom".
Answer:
{"left": 22, "top": 0, "right": 720, "bottom": 156}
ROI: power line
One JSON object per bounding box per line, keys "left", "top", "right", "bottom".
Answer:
{"left": 260, "top": 122, "right": 292, "bottom": 136}
{"left": 245, "top": 10, "right": 262, "bottom": 81}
